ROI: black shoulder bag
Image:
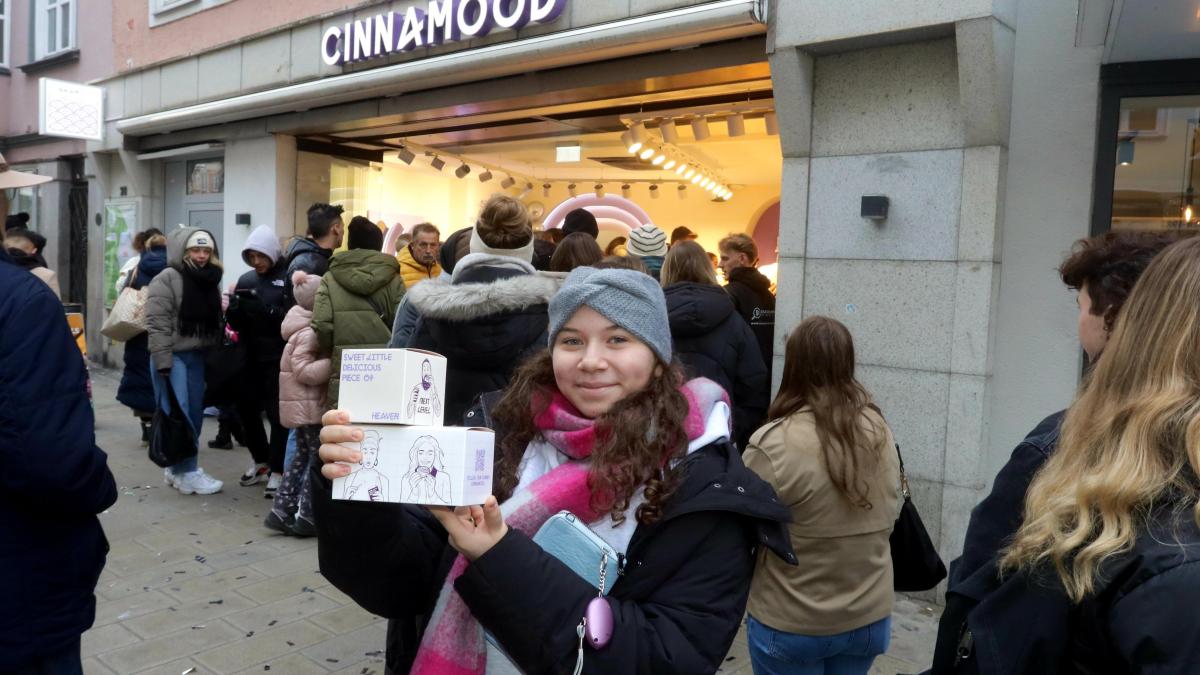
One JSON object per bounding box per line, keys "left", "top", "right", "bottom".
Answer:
{"left": 149, "top": 384, "right": 199, "bottom": 468}
{"left": 891, "top": 443, "right": 948, "bottom": 591}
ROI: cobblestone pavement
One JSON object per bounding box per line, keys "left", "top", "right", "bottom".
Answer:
{"left": 83, "top": 366, "right": 938, "bottom": 674}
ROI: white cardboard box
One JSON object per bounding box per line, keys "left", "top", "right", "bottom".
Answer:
{"left": 338, "top": 348, "right": 448, "bottom": 425}
{"left": 332, "top": 425, "right": 496, "bottom": 506}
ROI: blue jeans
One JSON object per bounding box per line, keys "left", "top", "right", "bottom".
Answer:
{"left": 150, "top": 350, "right": 206, "bottom": 474}
{"left": 747, "top": 614, "right": 891, "bottom": 675}
{"left": 282, "top": 428, "right": 298, "bottom": 472}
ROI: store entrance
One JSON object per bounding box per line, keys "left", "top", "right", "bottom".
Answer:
{"left": 292, "top": 41, "right": 782, "bottom": 282}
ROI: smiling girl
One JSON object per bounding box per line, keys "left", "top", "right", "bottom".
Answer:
{"left": 313, "top": 267, "right": 793, "bottom": 674}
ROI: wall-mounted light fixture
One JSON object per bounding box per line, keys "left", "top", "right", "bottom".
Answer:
{"left": 861, "top": 195, "right": 890, "bottom": 221}
{"left": 235, "top": 213, "right": 252, "bottom": 226}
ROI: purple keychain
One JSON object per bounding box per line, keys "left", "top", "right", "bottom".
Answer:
{"left": 573, "top": 553, "right": 614, "bottom": 674}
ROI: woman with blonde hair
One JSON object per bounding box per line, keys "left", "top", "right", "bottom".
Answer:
{"left": 145, "top": 227, "right": 226, "bottom": 495}
{"left": 971, "top": 236, "right": 1200, "bottom": 673}
{"left": 742, "top": 316, "right": 900, "bottom": 675}
{"left": 661, "top": 240, "right": 767, "bottom": 447}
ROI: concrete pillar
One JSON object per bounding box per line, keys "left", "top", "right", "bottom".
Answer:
{"left": 223, "top": 134, "right": 298, "bottom": 283}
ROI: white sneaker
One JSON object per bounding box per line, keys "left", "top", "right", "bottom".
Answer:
{"left": 163, "top": 467, "right": 176, "bottom": 487}
{"left": 240, "top": 462, "right": 270, "bottom": 486}
{"left": 174, "top": 469, "right": 223, "bottom": 495}
{"left": 264, "top": 472, "right": 282, "bottom": 499}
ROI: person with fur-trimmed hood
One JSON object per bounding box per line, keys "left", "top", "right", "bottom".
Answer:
{"left": 405, "top": 194, "right": 560, "bottom": 423}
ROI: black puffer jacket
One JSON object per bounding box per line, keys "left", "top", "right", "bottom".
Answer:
{"left": 283, "top": 237, "right": 333, "bottom": 307}
{"left": 664, "top": 282, "right": 768, "bottom": 448}
{"left": 405, "top": 253, "right": 560, "bottom": 423}
{"left": 724, "top": 267, "right": 776, "bottom": 381}
{"left": 313, "top": 405, "right": 794, "bottom": 675}
{"left": 959, "top": 496, "right": 1200, "bottom": 674}
{"left": 227, "top": 260, "right": 288, "bottom": 366}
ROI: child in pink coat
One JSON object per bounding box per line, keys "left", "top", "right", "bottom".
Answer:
{"left": 267, "top": 271, "right": 330, "bottom": 536}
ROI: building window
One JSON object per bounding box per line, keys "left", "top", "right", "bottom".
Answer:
{"left": 33, "top": 0, "right": 75, "bottom": 61}
{"left": 186, "top": 159, "right": 223, "bottom": 195}
{"left": 1093, "top": 60, "right": 1200, "bottom": 235}
{"left": 149, "top": 0, "right": 231, "bottom": 28}
{"left": 0, "top": 1, "right": 9, "bottom": 69}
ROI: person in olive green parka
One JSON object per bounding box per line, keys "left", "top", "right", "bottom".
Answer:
{"left": 312, "top": 217, "right": 406, "bottom": 407}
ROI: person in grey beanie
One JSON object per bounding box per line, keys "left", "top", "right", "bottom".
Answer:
{"left": 312, "top": 262, "right": 793, "bottom": 675}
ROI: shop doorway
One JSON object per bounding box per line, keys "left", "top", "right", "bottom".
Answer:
{"left": 292, "top": 42, "right": 781, "bottom": 282}
{"left": 166, "top": 156, "right": 225, "bottom": 244}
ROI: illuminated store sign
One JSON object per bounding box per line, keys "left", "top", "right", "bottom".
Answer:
{"left": 321, "top": 0, "right": 568, "bottom": 66}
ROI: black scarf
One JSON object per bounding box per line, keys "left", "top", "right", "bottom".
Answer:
{"left": 5, "top": 247, "right": 43, "bottom": 271}
{"left": 178, "top": 262, "right": 223, "bottom": 339}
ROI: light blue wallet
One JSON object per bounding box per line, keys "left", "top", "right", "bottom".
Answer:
{"left": 531, "top": 511, "right": 617, "bottom": 595}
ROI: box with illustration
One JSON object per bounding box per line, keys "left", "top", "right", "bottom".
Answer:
{"left": 338, "top": 348, "right": 448, "bottom": 426}
{"left": 332, "top": 425, "right": 496, "bottom": 506}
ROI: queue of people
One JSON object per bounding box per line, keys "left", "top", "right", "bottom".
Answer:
{"left": 23, "top": 172, "right": 1200, "bottom": 674}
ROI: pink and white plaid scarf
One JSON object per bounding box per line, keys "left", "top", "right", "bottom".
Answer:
{"left": 410, "top": 378, "right": 729, "bottom": 675}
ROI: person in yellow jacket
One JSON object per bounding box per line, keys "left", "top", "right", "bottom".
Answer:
{"left": 396, "top": 223, "right": 442, "bottom": 288}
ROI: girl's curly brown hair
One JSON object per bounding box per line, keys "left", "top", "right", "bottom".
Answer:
{"left": 491, "top": 350, "right": 690, "bottom": 526}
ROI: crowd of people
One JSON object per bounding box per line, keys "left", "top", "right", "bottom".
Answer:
{"left": 10, "top": 169, "right": 1200, "bottom": 673}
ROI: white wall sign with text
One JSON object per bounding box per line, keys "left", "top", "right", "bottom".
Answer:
{"left": 321, "top": 0, "right": 568, "bottom": 67}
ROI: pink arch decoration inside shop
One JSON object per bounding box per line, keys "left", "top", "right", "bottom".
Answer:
{"left": 543, "top": 195, "right": 652, "bottom": 233}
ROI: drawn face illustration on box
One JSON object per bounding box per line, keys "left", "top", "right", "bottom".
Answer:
{"left": 421, "top": 359, "right": 434, "bottom": 390}
{"left": 402, "top": 435, "right": 452, "bottom": 505}
{"left": 361, "top": 435, "right": 380, "bottom": 469}
{"left": 341, "top": 430, "right": 389, "bottom": 502}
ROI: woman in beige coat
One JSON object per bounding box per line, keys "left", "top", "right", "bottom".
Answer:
{"left": 743, "top": 316, "right": 901, "bottom": 675}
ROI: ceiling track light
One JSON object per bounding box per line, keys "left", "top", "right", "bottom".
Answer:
{"left": 690, "top": 173, "right": 703, "bottom": 185}
{"left": 649, "top": 184, "right": 660, "bottom": 199}
{"left": 691, "top": 116, "right": 711, "bottom": 141}
{"left": 543, "top": 183, "right": 552, "bottom": 197}
{"left": 764, "top": 111, "right": 779, "bottom": 136}
{"left": 568, "top": 183, "right": 577, "bottom": 197}
{"left": 675, "top": 163, "right": 687, "bottom": 176}
{"left": 594, "top": 183, "right": 605, "bottom": 197}
{"left": 499, "top": 175, "right": 516, "bottom": 189}
{"left": 396, "top": 145, "right": 416, "bottom": 164}
{"left": 624, "top": 122, "right": 649, "bottom": 155}
{"left": 430, "top": 155, "right": 446, "bottom": 171}
{"left": 726, "top": 113, "right": 746, "bottom": 137}
{"left": 677, "top": 184, "right": 687, "bottom": 199}
{"left": 659, "top": 119, "right": 679, "bottom": 145}
{"left": 651, "top": 153, "right": 666, "bottom": 166}
{"left": 662, "top": 158, "right": 677, "bottom": 171}
{"left": 638, "top": 146, "right": 656, "bottom": 161}
{"left": 621, "top": 184, "right": 632, "bottom": 198}
{"left": 478, "top": 169, "right": 494, "bottom": 182}
{"left": 455, "top": 163, "right": 471, "bottom": 179}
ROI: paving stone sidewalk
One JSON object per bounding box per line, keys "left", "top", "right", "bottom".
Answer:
{"left": 83, "top": 366, "right": 938, "bottom": 674}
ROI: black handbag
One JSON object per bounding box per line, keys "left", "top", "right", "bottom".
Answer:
{"left": 891, "top": 444, "right": 948, "bottom": 591}
{"left": 149, "top": 383, "right": 198, "bottom": 468}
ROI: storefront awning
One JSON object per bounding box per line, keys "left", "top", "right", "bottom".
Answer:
{"left": 116, "top": 0, "right": 766, "bottom": 137}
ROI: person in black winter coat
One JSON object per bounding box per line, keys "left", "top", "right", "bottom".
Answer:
{"left": 928, "top": 230, "right": 1192, "bottom": 674}
{"left": 661, "top": 241, "right": 768, "bottom": 449}
{"left": 718, "top": 233, "right": 775, "bottom": 381}
{"left": 226, "top": 225, "right": 290, "bottom": 491}
{"left": 314, "top": 266, "right": 794, "bottom": 675}
{"left": 404, "top": 196, "right": 559, "bottom": 423}
{"left": 117, "top": 235, "right": 169, "bottom": 443}
{"left": 0, "top": 245, "right": 118, "bottom": 673}
{"left": 283, "top": 203, "right": 344, "bottom": 307}
{"left": 959, "top": 236, "right": 1200, "bottom": 674}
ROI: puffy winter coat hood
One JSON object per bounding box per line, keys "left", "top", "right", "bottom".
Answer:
{"left": 241, "top": 225, "right": 282, "bottom": 265}
{"left": 167, "top": 226, "right": 221, "bottom": 269}
{"left": 328, "top": 249, "right": 402, "bottom": 297}
{"left": 665, "top": 282, "right": 737, "bottom": 337}
{"left": 405, "top": 254, "right": 559, "bottom": 322}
